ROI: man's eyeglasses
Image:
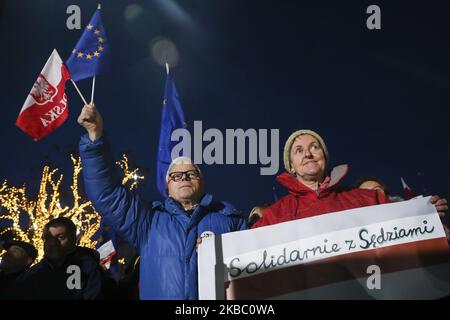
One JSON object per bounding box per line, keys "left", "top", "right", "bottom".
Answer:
{"left": 168, "top": 170, "right": 200, "bottom": 182}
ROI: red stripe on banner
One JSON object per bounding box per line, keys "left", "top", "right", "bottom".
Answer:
{"left": 226, "top": 238, "right": 450, "bottom": 299}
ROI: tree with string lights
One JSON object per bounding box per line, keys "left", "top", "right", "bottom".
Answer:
{"left": 0, "top": 154, "right": 143, "bottom": 263}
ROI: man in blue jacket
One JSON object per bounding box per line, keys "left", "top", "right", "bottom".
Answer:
{"left": 77, "top": 103, "right": 247, "bottom": 300}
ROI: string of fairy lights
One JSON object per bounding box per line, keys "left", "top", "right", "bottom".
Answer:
{"left": 0, "top": 154, "right": 144, "bottom": 263}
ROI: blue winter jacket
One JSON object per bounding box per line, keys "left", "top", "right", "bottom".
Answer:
{"left": 79, "top": 134, "right": 247, "bottom": 299}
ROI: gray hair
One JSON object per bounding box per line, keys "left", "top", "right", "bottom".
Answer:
{"left": 165, "top": 156, "right": 202, "bottom": 182}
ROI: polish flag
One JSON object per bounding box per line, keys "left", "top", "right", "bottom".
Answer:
{"left": 16, "top": 49, "right": 71, "bottom": 141}
{"left": 401, "top": 177, "right": 416, "bottom": 200}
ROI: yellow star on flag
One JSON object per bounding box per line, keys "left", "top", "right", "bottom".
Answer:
{"left": 94, "top": 29, "right": 100, "bottom": 35}
{"left": 98, "top": 37, "right": 104, "bottom": 43}
{"left": 87, "top": 24, "right": 93, "bottom": 30}
{"left": 98, "top": 45, "right": 104, "bottom": 52}
{"left": 86, "top": 54, "right": 92, "bottom": 59}
{"left": 93, "top": 51, "right": 100, "bottom": 57}
{"left": 77, "top": 52, "right": 84, "bottom": 58}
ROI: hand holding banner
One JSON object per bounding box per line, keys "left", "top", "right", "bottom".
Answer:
{"left": 199, "top": 197, "right": 450, "bottom": 299}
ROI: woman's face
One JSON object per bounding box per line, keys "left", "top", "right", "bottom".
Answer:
{"left": 289, "top": 134, "right": 326, "bottom": 182}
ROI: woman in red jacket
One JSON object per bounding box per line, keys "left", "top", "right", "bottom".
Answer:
{"left": 252, "top": 129, "right": 448, "bottom": 228}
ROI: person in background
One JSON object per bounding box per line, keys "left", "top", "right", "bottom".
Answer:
{"left": 355, "top": 176, "right": 404, "bottom": 202}
{"left": 0, "top": 240, "right": 37, "bottom": 297}
{"left": 10, "top": 217, "right": 106, "bottom": 300}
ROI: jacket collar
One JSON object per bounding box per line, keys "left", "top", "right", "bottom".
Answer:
{"left": 153, "top": 194, "right": 238, "bottom": 216}
{"left": 161, "top": 193, "right": 214, "bottom": 214}
{"left": 276, "top": 164, "right": 349, "bottom": 196}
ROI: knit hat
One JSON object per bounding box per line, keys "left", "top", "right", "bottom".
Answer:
{"left": 283, "top": 129, "right": 329, "bottom": 172}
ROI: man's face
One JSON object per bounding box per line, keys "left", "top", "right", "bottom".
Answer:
{"left": 290, "top": 134, "right": 326, "bottom": 181}
{"left": 43, "top": 225, "right": 74, "bottom": 262}
{"left": 359, "top": 180, "right": 386, "bottom": 194}
{"left": 167, "top": 163, "right": 204, "bottom": 203}
{"left": 0, "top": 246, "right": 31, "bottom": 275}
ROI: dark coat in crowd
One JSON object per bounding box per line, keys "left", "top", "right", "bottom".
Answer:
{"left": 4, "top": 246, "right": 105, "bottom": 300}
{"left": 0, "top": 269, "right": 27, "bottom": 298}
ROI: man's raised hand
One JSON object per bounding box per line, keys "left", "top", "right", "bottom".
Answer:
{"left": 77, "top": 103, "right": 103, "bottom": 142}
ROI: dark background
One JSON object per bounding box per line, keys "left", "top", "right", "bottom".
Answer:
{"left": 0, "top": 0, "right": 449, "bottom": 216}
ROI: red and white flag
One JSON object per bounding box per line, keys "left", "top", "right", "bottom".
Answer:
{"left": 16, "top": 49, "right": 71, "bottom": 141}
{"left": 401, "top": 177, "right": 416, "bottom": 200}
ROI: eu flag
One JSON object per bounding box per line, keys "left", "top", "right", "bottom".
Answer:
{"left": 66, "top": 7, "right": 111, "bottom": 81}
{"left": 156, "top": 71, "right": 186, "bottom": 197}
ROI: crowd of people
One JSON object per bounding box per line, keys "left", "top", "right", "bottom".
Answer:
{"left": 0, "top": 103, "right": 448, "bottom": 299}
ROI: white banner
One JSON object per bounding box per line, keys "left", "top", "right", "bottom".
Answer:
{"left": 198, "top": 196, "right": 450, "bottom": 299}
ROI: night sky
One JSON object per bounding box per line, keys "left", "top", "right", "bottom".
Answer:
{"left": 1, "top": 0, "right": 449, "bottom": 217}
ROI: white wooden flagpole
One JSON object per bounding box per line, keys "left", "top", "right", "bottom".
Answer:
{"left": 70, "top": 79, "right": 88, "bottom": 105}
{"left": 90, "top": 76, "right": 96, "bottom": 104}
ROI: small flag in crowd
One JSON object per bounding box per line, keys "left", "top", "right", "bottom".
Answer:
{"left": 16, "top": 49, "right": 71, "bottom": 141}
{"left": 66, "top": 6, "right": 111, "bottom": 81}
{"left": 97, "top": 240, "right": 116, "bottom": 270}
{"left": 401, "top": 177, "right": 416, "bottom": 200}
{"left": 156, "top": 65, "right": 186, "bottom": 197}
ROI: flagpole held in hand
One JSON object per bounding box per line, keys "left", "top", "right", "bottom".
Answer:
{"left": 90, "top": 76, "right": 96, "bottom": 104}
{"left": 70, "top": 79, "right": 88, "bottom": 105}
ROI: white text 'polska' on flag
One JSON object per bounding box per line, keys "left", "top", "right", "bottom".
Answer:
{"left": 16, "top": 49, "right": 71, "bottom": 141}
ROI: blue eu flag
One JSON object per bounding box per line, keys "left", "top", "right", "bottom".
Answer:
{"left": 66, "top": 7, "right": 111, "bottom": 81}
{"left": 156, "top": 71, "right": 186, "bottom": 197}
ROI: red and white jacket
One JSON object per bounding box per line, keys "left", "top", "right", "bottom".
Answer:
{"left": 252, "top": 165, "right": 390, "bottom": 228}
